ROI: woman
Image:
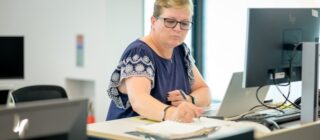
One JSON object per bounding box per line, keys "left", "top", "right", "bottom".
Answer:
{"left": 106, "top": 0, "right": 211, "bottom": 123}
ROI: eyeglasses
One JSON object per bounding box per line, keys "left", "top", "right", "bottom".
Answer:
{"left": 157, "top": 17, "right": 192, "bottom": 30}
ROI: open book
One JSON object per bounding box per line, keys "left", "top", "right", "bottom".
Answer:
{"left": 136, "top": 117, "right": 235, "bottom": 139}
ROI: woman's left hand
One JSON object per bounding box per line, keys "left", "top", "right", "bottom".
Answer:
{"left": 166, "top": 102, "right": 203, "bottom": 123}
{"left": 167, "top": 90, "right": 190, "bottom": 107}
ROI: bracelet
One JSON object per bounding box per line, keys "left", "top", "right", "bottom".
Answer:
{"left": 162, "top": 105, "right": 172, "bottom": 121}
{"left": 189, "top": 95, "right": 195, "bottom": 104}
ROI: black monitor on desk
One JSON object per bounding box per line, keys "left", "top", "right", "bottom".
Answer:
{"left": 0, "top": 98, "right": 88, "bottom": 140}
{"left": 243, "top": 8, "right": 320, "bottom": 88}
{"left": 243, "top": 8, "right": 320, "bottom": 123}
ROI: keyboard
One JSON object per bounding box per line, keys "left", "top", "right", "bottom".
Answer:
{"left": 240, "top": 108, "right": 300, "bottom": 125}
{"left": 267, "top": 109, "right": 300, "bottom": 124}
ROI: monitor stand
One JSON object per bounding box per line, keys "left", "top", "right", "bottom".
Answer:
{"left": 301, "top": 42, "right": 319, "bottom": 123}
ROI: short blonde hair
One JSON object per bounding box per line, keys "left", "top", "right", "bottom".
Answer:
{"left": 153, "top": 0, "right": 194, "bottom": 18}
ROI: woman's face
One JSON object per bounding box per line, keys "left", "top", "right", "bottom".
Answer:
{"left": 151, "top": 7, "right": 192, "bottom": 48}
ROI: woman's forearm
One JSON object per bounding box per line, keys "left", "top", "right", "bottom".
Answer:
{"left": 129, "top": 93, "right": 167, "bottom": 121}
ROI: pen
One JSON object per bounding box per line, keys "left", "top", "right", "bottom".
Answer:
{"left": 179, "top": 90, "right": 187, "bottom": 100}
{"left": 202, "top": 116, "right": 224, "bottom": 120}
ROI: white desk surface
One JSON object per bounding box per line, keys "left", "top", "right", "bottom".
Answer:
{"left": 87, "top": 117, "right": 155, "bottom": 140}
{"left": 87, "top": 116, "right": 272, "bottom": 140}
{"left": 87, "top": 116, "right": 320, "bottom": 140}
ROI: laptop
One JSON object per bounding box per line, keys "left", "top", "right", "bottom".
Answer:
{"left": 204, "top": 72, "right": 269, "bottom": 118}
{"left": 0, "top": 98, "right": 88, "bottom": 140}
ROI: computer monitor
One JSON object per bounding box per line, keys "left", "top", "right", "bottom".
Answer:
{"left": 0, "top": 36, "right": 24, "bottom": 79}
{"left": 0, "top": 89, "right": 10, "bottom": 105}
{"left": 243, "top": 8, "right": 320, "bottom": 88}
{"left": 0, "top": 98, "right": 88, "bottom": 140}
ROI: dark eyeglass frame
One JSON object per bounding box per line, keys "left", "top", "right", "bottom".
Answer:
{"left": 157, "top": 17, "right": 193, "bottom": 30}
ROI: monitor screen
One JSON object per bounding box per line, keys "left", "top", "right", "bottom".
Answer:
{"left": 243, "top": 8, "right": 320, "bottom": 88}
{"left": 0, "top": 36, "right": 24, "bottom": 79}
{"left": 0, "top": 98, "right": 88, "bottom": 140}
{"left": 0, "top": 89, "right": 10, "bottom": 105}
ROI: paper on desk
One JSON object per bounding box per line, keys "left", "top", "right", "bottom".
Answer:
{"left": 136, "top": 117, "right": 236, "bottom": 139}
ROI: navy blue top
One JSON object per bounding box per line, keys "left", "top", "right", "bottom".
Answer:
{"left": 106, "top": 39, "right": 195, "bottom": 120}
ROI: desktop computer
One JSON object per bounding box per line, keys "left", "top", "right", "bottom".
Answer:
{"left": 243, "top": 8, "right": 320, "bottom": 125}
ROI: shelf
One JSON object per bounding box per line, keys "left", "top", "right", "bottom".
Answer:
{"left": 65, "top": 78, "right": 95, "bottom": 100}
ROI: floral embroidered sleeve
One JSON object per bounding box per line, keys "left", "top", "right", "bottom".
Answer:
{"left": 107, "top": 48, "right": 155, "bottom": 109}
{"left": 182, "top": 44, "right": 195, "bottom": 86}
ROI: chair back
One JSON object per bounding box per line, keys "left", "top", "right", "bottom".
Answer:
{"left": 12, "top": 85, "right": 68, "bottom": 103}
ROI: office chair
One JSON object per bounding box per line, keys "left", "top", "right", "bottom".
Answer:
{"left": 11, "top": 85, "right": 68, "bottom": 103}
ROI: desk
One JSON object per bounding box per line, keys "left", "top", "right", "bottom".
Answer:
{"left": 87, "top": 117, "right": 154, "bottom": 140}
{"left": 87, "top": 117, "right": 320, "bottom": 140}
{"left": 256, "top": 120, "right": 320, "bottom": 140}
{"left": 87, "top": 117, "right": 267, "bottom": 140}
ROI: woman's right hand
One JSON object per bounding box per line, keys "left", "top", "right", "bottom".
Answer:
{"left": 167, "top": 90, "right": 188, "bottom": 107}
{"left": 166, "top": 102, "right": 203, "bottom": 123}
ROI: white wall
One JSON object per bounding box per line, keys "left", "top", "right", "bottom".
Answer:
{"left": 0, "top": 0, "right": 143, "bottom": 122}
